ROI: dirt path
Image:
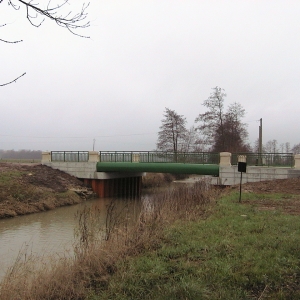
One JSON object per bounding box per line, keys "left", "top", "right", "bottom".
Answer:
{"left": 0, "top": 163, "right": 94, "bottom": 218}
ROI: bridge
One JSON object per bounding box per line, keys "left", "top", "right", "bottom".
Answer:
{"left": 41, "top": 151, "right": 300, "bottom": 198}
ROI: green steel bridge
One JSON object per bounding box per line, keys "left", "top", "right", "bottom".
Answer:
{"left": 43, "top": 151, "right": 297, "bottom": 198}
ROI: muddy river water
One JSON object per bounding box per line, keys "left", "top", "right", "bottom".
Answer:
{"left": 0, "top": 179, "right": 197, "bottom": 281}
{"left": 0, "top": 196, "right": 143, "bottom": 280}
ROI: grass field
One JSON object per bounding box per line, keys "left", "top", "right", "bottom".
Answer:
{"left": 90, "top": 191, "right": 300, "bottom": 299}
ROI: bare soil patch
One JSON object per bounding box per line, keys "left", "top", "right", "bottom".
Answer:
{"left": 240, "top": 177, "right": 300, "bottom": 194}
{"left": 0, "top": 163, "right": 94, "bottom": 218}
{"left": 230, "top": 178, "right": 300, "bottom": 215}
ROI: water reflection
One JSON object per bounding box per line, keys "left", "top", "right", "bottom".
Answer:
{"left": 0, "top": 196, "right": 141, "bottom": 280}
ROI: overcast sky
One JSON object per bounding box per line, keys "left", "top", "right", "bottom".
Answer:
{"left": 1, "top": 0, "right": 299, "bottom": 152}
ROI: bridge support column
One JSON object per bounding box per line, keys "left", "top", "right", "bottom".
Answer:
{"left": 294, "top": 154, "right": 300, "bottom": 169}
{"left": 220, "top": 152, "right": 231, "bottom": 166}
{"left": 42, "top": 152, "right": 51, "bottom": 163}
{"left": 84, "top": 176, "right": 142, "bottom": 198}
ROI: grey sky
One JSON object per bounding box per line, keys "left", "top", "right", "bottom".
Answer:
{"left": 1, "top": 1, "right": 300, "bottom": 151}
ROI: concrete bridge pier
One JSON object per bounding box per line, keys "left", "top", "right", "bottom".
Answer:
{"left": 83, "top": 176, "right": 142, "bottom": 198}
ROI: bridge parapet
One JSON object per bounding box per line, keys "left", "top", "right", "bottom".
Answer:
{"left": 294, "top": 154, "right": 300, "bottom": 168}
{"left": 219, "top": 152, "right": 231, "bottom": 166}
{"left": 99, "top": 151, "right": 220, "bottom": 164}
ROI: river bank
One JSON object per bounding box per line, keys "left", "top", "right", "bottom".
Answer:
{"left": 0, "top": 163, "right": 185, "bottom": 219}
{"left": 1, "top": 176, "right": 300, "bottom": 298}
{"left": 0, "top": 163, "right": 94, "bottom": 218}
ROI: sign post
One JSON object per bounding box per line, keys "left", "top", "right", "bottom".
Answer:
{"left": 238, "top": 159, "right": 247, "bottom": 203}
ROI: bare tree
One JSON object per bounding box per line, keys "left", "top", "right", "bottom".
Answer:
{"left": 157, "top": 108, "right": 187, "bottom": 153}
{"left": 265, "top": 139, "right": 278, "bottom": 153}
{"left": 292, "top": 143, "right": 300, "bottom": 154}
{"left": 285, "top": 142, "right": 291, "bottom": 153}
{"left": 253, "top": 138, "right": 268, "bottom": 153}
{"left": 195, "top": 86, "right": 226, "bottom": 149}
{"left": 195, "top": 87, "right": 249, "bottom": 152}
{"left": 181, "top": 126, "right": 198, "bottom": 152}
{"left": 1, "top": 0, "right": 90, "bottom": 86}
{"left": 215, "top": 102, "right": 250, "bottom": 152}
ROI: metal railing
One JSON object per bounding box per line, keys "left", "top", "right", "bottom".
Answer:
{"left": 232, "top": 153, "right": 294, "bottom": 167}
{"left": 49, "top": 151, "right": 294, "bottom": 167}
{"left": 99, "top": 151, "right": 220, "bottom": 164}
{"left": 51, "top": 151, "right": 89, "bottom": 162}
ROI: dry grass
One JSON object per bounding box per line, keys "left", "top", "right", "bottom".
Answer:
{"left": 0, "top": 180, "right": 217, "bottom": 300}
{"left": 142, "top": 172, "right": 174, "bottom": 188}
{"left": 141, "top": 172, "right": 189, "bottom": 188}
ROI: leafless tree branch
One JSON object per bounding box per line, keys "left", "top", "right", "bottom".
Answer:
{"left": 0, "top": 24, "right": 23, "bottom": 43}
{"left": 0, "top": 72, "right": 26, "bottom": 86}
{"left": 0, "top": 37, "right": 23, "bottom": 43}
{"left": 0, "top": 23, "right": 24, "bottom": 86}
{"left": 1, "top": 0, "right": 89, "bottom": 86}
{"left": 9, "top": 0, "right": 90, "bottom": 38}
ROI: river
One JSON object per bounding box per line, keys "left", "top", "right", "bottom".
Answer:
{"left": 0, "top": 178, "right": 200, "bottom": 282}
{"left": 0, "top": 196, "right": 143, "bottom": 281}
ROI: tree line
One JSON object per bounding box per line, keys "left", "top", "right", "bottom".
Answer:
{"left": 157, "top": 86, "right": 300, "bottom": 154}
{"left": 0, "top": 149, "right": 42, "bottom": 159}
{"left": 253, "top": 140, "right": 300, "bottom": 155}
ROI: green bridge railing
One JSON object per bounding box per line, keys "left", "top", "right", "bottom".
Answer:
{"left": 99, "top": 151, "right": 220, "bottom": 164}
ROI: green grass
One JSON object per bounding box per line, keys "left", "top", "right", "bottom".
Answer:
{"left": 0, "top": 170, "right": 23, "bottom": 183}
{"left": 0, "top": 170, "right": 27, "bottom": 200}
{"left": 91, "top": 193, "right": 300, "bottom": 299}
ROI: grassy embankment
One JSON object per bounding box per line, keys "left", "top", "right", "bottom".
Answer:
{"left": 94, "top": 191, "right": 300, "bottom": 299}
{"left": 0, "top": 164, "right": 88, "bottom": 218}
{"left": 1, "top": 180, "right": 300, "bottom": 299}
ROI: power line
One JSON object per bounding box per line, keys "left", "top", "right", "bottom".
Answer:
{"left": 0, "top": 132, "right": 157, "bottom": 139}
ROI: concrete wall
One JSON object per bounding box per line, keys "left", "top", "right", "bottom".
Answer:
{"left": 213, "top": 152, "right": 300, "bottom": 185}
{"left": 211, "top": 166, "right": 300, "bottom": 185}
{"left": 42, "top": 161, "right": 144, "bottom": 180}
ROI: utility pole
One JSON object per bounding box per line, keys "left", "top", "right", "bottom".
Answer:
{"left": 258, "top": 118, "right": 262, "bottom": 165}
{"left": 93, "top": 138, "right": 96, "bottom": 151}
